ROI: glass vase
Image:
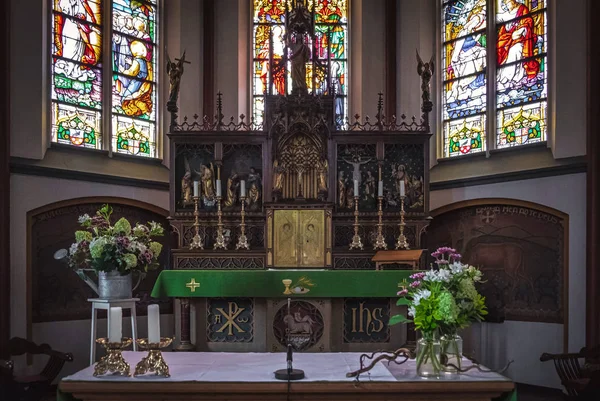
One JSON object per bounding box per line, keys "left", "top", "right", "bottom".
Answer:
{"left": 440, "top": 333, "right": 463, "bottom": 374}
{"left": 415, "top": 335, "right": 442, "bottom": 377}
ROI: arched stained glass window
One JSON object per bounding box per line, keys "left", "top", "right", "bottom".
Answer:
{"left": 441, "top": 0, "right": 547, "bottom": 158}
{"left": 51, "top": 0, "right": 159, "bottom": 158}
{"left": 252, "top": 0, "right": 348, "bottom": 126}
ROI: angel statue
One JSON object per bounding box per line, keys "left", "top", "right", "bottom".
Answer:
{"left": 166, "top": 51, "right": 188, "bottom": 105}
{"left": 416, "top": 50, "right": 435, "bottom": 105}
{"left": 180, "top": 157, "right": 194, "bottom": 206}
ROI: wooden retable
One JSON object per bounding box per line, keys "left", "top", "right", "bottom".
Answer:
{"left": 58, "top": 352, "right": 516, "bottom": 401}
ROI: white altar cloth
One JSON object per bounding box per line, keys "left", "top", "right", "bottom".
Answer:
{"left": 61, "top": 352, "right": 512, "bottom": 384}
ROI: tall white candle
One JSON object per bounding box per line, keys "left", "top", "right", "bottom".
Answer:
{"left": 216, "top": 179, "right": 222, "bottom": 197}
{"left": 353, "top": 180, "right": 359, "bottom": 196}
{"left": 240, "top": 180, "right": 246, "bottom": 197}
{"left": 378, "top": 181, "right": 383, "bottom": 197}
{"left": 193, "top": 181, "right": 199, "bottom": 197}
{"left": 400, "top": 181, "right": 405, "bottom": 197}
{"left": 108, "top": 307, "right": 122, "bottom": 343}
{"left": 148, "top": 304, "right": 160, "bottom": 344}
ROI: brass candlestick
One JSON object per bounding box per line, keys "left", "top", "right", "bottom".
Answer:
{"left": 373, "top": 195, "right": 387, "bottom": 250}
{"left": 93, "top": 338, "right": 132, "bottom": 377}
{"left": 395, "top": 195, "right": 410, "bottom": 250}
{"left": 189, "top": 195, "right": 204, "bottom": 250}
{"left": 214, "top": 196, "right": 227, "bottom": 250}
{"left": 236, "top": 196, "right": 250, "bottom": 250}
{"left": 349, "top": 196, "right": 364, "bottom": 250}
{"left": 134, "top": 337, "right": 173, "bottom": 377}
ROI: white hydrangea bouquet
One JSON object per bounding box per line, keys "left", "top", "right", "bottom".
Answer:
{"left": 390, "top": 247, "right": 487, "bottom": 376}
{"left": 67, "top": 204, "right": 165, "bottom": 276}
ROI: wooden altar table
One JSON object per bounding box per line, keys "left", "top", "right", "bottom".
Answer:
{"left": 58, "top": 352, "right": 516, "bottom": 401}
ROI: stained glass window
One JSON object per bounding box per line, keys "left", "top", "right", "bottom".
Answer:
{"left": 112, "top": 0, "right": 158, "bottom": 157}
{"left": 252, "top": 0, "right": 348, "bottom": 127}
{"left": 52, "top": 0, "right": 104, "bottom": 149}
{"left": 441, "top": 0, "right": 547, "bottom": 157}
{"left": 51, "top": 0, "right": 159, "bottom": 157}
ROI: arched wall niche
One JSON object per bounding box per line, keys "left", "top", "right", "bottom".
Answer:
{"left": 426, "top": 198, "right": 569, "bottom": 350}
{"left": 26, "top": 197, "right": 174, "bottom": 341}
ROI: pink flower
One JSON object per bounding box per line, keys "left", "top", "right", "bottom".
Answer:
{"left": 436, "top": 246, "right": 456, "bottom": 254}
{"left": 409, "top": 281, "right": 421, "bottom": 288}
{"left": 410, "top": 272, "right": 426, "bottom": 280}
{"left": 431, "top": 251, "right": 442, "bottom": 258}
{"left": 435, "top": 259, "right": 449, "bottom": 265}
{"left": 397, "top": 289, "right": 409, "bottom": 296}
{"left": 449, "top": 253, "right": 461, "bottom": 261}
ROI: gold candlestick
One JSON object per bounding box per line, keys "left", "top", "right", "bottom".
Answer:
{"left": 214, "top": 196, "right": 227, "bottom": 250}
{"left": 93, "top": 338, "right": 132, "bottom": 377}
{"left": 373, "top": 195, "right": 387, "bottom": 250}
{"left": 395, "top": 195, "right": 410, "bottom": 250}
{"left": 134, "top": 337, "right": 173, "bottom": 377}
{"left": 236, "top": 196, "right": 250, "bottom": 250}
{"left": 189, "top": 195, "right": 204, "bottom": 250}
{"left": 349, "top": 196, "right": 364, "bottom": 250}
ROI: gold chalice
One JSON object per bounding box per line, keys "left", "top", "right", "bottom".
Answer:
{"left": 282, "top": 279, "right": 293, "bottom": 295}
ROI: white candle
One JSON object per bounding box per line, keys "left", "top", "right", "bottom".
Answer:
{"left": 240, "top": 180, "right": 246, "bottom": 197}
{"left": 216, "top": 179, "right": 222, "bottom": 197}
{"left": 400, "top": 181, "right": 405, "bottom": 197}
{"left": 378, "top": 181, "right": 383, "bottom": 197}
{"left": 193, "top": 181, "right": 199, "bottom": 197}
{"left": 148, "top": 304, "right": 160, "bottom": 344}
{"left": 108, "top": 307, "right": 122, "bottom": 343}
{"left": 353, "top": 180, "right": 359, "bottom": 196}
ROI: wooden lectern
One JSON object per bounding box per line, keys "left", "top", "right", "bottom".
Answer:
{"left": 372, "top": 250, "right": 425, "bottom": 270}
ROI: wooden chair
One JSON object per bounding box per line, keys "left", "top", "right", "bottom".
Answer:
{"left": 540, "top": 347, "right": 600, "bottom": 400}
{"left": 6, "top": 337, "right": 73, "bottom": 401}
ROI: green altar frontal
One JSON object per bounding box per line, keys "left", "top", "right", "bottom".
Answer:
{"left": 151, "top": 270, "right": 414, "bottom": 298}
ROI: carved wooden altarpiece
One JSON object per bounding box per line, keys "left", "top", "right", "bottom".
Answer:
{"left": 164, "top": 1, "right": 433, "bottom": 352}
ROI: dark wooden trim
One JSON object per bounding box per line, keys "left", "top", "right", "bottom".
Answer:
{"left": 430, "top": 161, "right": 587, "bottom": 191}
{"left": 202, "top": 0, "right": 215, "bottom": 119}
{"left": 586, "top": 0, "right": 600, "bottom": 349}
{"left": 10, "top": 163, "right": 170, "bottom": 191}
{"left": 430, "top": 198, "right": 570, "bottom": 351}
{"left": 0, "top": 0, "right": 10, "bottom": 360}
{"left": 384, "top": 0, "right": 397, "bottom": 117}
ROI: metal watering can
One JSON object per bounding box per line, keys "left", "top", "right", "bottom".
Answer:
{"left": 54, "top": 249, "right": 141, "bottom": 299}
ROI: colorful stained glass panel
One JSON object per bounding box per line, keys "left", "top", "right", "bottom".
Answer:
{"left": 253, "top": 0, "right": 287, "bottom": 23}
{"left": 443, "top": 34, "right": 486, "bottom": 81}
{"left": 52, "top": 103, "right": 102, "bottom": 149}
{"left": 313, "top": 0, "right": 347, "bottom": 24}
{"left": 497, "top": 56, "right": 546, "bottom": 108}
{"left": 443, "top": 0, "right": 487, "bottom": 43}
{"left": 112, "top": 116, "right": 156, "bottom": 156}
{"left": 53, "top": 0, "right": 102, "bottom": 24}
{"left": 444, "top": 114, "right": 486, "bottom": 158}
{"left": 112, "top": 0, "right": 156, "bottom": 42}
{"left": 496, "top": 0, "right": 546, "bottom": 23}
{"left": 52, "top": 64, "right": 102, "bottom": 109}
{"left": 496, "top": 101, "right": 546, "bottom": 148}
{"left": 496, "top": 9, "right": 546, "bottom": 65}
{"left": 443, "top": 73, "right": 487, "bottom": 120}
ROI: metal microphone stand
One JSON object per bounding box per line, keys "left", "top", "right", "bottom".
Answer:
{"left": 274, "top": 298, "right": 305, "bottom": 381}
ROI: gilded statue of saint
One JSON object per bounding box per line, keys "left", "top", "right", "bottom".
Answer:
{"left": 317, "top": 159, "right": 328, "bottom": 193}
{"left": 364, "top": 170, "right": 376, "bottom": 200}
{"left": 273, "top": 159, "right": 285, "bottom": 193}
{"left": 181, "top": 157, "right": 193, "bottom": 206}
{"left": 338, "top": 171, "right": 346, "bottom": 208}
{"left": 248, "top": 183, "right": 260, "bottom": 208}
{"left": 224, "top": 171, "right": 238, "bottom": 207}
{"left": 199, "top": 163, "right": 215, "bottom": 200}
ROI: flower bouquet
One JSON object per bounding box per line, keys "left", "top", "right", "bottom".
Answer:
{"left": 65, "top": 204, "right": 165, "bottom": 299}
{"left": 390, "top": 247, "right": 487, "bottom": 377}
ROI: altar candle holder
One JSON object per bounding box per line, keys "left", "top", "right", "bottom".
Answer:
{"left": 93, "top": 338, "right": 132, "bottom": 377}
{"left": 134, "top": 337, "right": 173, "bottom": 378}
{"left": 214, "top": 196, "right": 227, "bottom": 250}
{"left": 395, "top": 195, "right": 410, "bottom": 250}
{"left": 236, "top": 196, "right": 250, "bottom": 250}
{"left": 373, "top": 195, "right": 387, "bottom": 250}
{"left": 349, "top": 196, "right": 364, "bottom": 250}
{"left": 189, "top": 195, "right": 204, "bottom": 250}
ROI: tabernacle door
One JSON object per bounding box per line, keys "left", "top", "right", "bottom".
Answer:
{"left": 272, "top": 209, "right": 328, "bottom": 268}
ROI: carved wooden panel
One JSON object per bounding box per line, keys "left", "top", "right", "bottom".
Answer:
{"left": 427, "top": 201, "right": 567, "bottom": 324}
{"left": 175, "top": 256, "right": 265, "bottom": 270}
{"left": 206, "top": 298, "right": 254, "bottom": 343}
{"left": 174, "top": 143, "right": 215, "bottom": 212}
{"left": 343, "top": 299, "right": 391, "bottom": 343}
{"left": 222, "top": 144, "right": 263, "bottom": 212}
{"left": 383, "top": 143, "right": 425, "bottom": 214}
{"left": 29, "top": 201, "right": 172, "bottom": 323}
{"left": 336, "top": 144, "right": 378, "bottom": 212}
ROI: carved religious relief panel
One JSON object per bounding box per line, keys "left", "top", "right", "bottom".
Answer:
{"left": 206, "top": 298, "right": 254, "bottom": 343}
{"left": 272, "top": 209, "right": 329, "bottom": 268}
{"left": 336, "top": 144, "right": 377, "bottom": 211}
{"left": 222, "top": 144, "right": 263, "bottom": 212}
{"left": 343, "top": 299, "right": 391, "bottom": 343}
{"left": 175, "top": 144, "right": 216, "bottom": 211}
{"left": 382, "top": 144, "right": 425, "bottom": 214}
